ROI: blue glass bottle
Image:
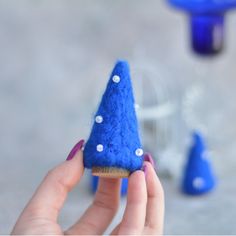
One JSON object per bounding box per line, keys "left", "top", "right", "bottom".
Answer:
{"left": 168, "top": 0, "right": 236, "bottom": 55}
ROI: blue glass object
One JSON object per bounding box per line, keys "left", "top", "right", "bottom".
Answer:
{"left": 168, "top": 0, "right": 236, "bottom": 55}
{"left": 91, "top": 175, "right": 128, "bottom": 196}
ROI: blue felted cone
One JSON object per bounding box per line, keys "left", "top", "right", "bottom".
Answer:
{"left": 84, "top": 60, "right": 144, "bottom": 178}
{"left": 182, "top": 132, "right": 216, "bottom": 195}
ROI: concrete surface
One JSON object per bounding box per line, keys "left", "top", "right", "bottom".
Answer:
{"left": 0, "top": 0, "right": 236, "bottom": 234}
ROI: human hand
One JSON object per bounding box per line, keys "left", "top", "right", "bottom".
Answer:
{"left": 11, "top": 140, "right": 164, "bottom": 235}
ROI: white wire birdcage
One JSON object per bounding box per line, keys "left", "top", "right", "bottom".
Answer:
{"left": 131, "top": 63, "right": 185, "bottom": 177}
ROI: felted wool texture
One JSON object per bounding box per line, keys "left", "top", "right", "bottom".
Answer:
{"left": 83, "top": 60, "right": 143, "bottom": 172}
{"left": 182, "top": 132, "right": 216, "bottom": 195}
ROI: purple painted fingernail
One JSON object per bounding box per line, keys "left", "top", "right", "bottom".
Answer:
{"left": 144, "top": 153, "right": 156, "bottom": 170}
{"left": 142, "top": 164, "right": 147, "bottom": 177}
{"left": 66, "top": 139, "right": 85, "bottom": 161}
{"left": 144, "top": 153, "right": 155, "bottom": 168}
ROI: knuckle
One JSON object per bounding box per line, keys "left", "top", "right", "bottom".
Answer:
{"left": 44, "top": 167, "right": 68, "bottom": 194}
{"left": 93, "top": 198, "right": 118, "bottom": 213}
{"left": 45, "top": 168, "right": 58, "bottom": 181}
{"left": 93, "top": 189, "right": 119, "bottom": 213}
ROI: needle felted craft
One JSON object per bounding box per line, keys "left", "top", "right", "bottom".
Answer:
{"left": 83, "top": 60, "right": 144, "bottom": 178}
{"left": 182, "top": 132, "right": 216, "bottom": 195}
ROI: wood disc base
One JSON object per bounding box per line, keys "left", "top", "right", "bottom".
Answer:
{"left": 92, "top": 167, "right": 130, "bottom": 178}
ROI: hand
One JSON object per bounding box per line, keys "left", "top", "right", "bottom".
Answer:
{"left": 11, "top": 140, "right": 164, "bottom": 235}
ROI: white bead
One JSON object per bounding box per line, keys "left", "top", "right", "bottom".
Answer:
{"left": 112, "top": 75, "right": 120, "bottom": 83}
{"left": 201, "top": 151, "right": 209, "bottom": 160}
{"left": 193, "top": 177, "right": 205, "bottom": 189}
{"left": 134, "top": 103, "right": 140, "bottom": 109}
{"left": 135, "top": 148, "right": 143, "bottom": 157}
{"left": 95, "top": 115, "right": 103, "bottom": 123}
{"left": 96, "top": 144, "right": 104, "bottom": 152}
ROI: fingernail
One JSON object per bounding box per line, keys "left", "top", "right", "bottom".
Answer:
{"left": 142, "top": 164, "right": 147, "bottom": 177}
{"left": 66, "top": 139, "right": 85, "bottom": 161}
{"left": 144, "top": 153, "right": 155, "bottom": 168}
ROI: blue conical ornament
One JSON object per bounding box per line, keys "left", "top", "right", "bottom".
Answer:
{"left": 84, "top": 60, "right": 144, "bottom": 178}
{"left": 182, "top": 132, "right": 216, "bottom": 195}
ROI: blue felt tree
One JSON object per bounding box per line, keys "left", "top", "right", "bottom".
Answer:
{"left": 84, "top": 60, "right": 144, "bottom": 178}
{"left": 182, "top": 131, "right": 216, "bottom": 195}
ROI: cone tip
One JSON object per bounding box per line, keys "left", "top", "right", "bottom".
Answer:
{"left": 112, "top": 60, "right": 130, "bottom": 76}
{"left": 115, "top": 59, "right": 129, "bottom": 67}
{"left": 193, "top": 131, "right": 204, "bottom": 144}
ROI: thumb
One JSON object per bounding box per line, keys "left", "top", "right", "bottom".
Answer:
{"left": 13, "top": 139, "right": 85, "bottom": 229}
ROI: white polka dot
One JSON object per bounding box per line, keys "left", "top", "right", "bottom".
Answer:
{"left": 95, "top": 115, "right": 103, "bottom": 123}
{"left": 193, "top": 177, "right": 205, "bottom": 189}
{"left": 112, "top": 75, "right": 120, "bottom": 83}
{"left": 96, "top": 144, "right": 104, "bottom": 152}
{"left": 135, "top": 148, "right": 143, "bottom": 157}
{"left": 134, "top": 103, "right": 140, "bottom": 109}
{"left": 202, "top": 151, "right": 209, "bottom": 160}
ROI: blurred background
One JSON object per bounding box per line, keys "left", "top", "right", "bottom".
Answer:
{"left": 1, "top": 0, "right": 236, "bottom": 234}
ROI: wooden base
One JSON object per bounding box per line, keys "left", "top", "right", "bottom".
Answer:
{"left": 92, "top": 167, "right": 130, "bottom": 178}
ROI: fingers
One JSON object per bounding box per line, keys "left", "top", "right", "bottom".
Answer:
{"left": 144, "top": 161, "right": 165, "bottom": 235}
{"left": 13, "top": 146, "right": 84, "bottom": 227}
{"left": 118, "top": 170, "right": 147, "bottom": 235}
{"left": 65, "top": 177, "right": 121, "bottom": 235}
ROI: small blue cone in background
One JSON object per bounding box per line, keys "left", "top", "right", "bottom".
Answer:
{"left": 182, "top": 132, "right": 216, "bottom": 195}
{"left": 84, "top": 60, "right": 143, "bottom": 174}
{"left": 91, "top": 175, "right": 128, "bottom": 196}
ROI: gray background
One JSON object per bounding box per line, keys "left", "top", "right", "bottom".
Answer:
{"left": 0, "top": 0, "right": 236, "bottom": 234}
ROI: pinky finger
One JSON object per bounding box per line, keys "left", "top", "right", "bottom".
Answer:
{"left": 143, "top": 161, "right": 165, "bottom": 235}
